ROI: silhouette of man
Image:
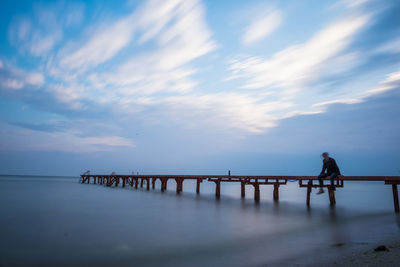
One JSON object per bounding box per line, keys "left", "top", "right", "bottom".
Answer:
{"left": 317, "top": 152, "right": 341, "bottom": 194}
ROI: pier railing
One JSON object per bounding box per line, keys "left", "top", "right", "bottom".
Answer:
{"left": 80, "top": 174, "right": 400, "bottom": 213}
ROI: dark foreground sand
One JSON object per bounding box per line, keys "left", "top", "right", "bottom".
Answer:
{"left": 324, "top": 241, "right": 400, "bottom": 267}
{"left": 267, "top": 239, "right": 400, "bottom": 267}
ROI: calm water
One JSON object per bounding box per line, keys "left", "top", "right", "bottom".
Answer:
{"left": 0, "top": 175, "right": 399, "bottom": 267}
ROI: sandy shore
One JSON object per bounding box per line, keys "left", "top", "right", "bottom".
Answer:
{"left": 324, "top": 241, "right": 400, "bottom": 267}
{"left": 265, "top": 238, "right": 400, "bottom": 267}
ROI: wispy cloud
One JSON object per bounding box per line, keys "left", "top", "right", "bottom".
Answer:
{"left": 58, "top": 13, "right": 135, "bottom": 72}
{"left": 312, "top": 69, "right": 400, "bottom": 111}
{"left": 242, "top": 7, "right": 282, "bottom": 45}
{"left": 0, "top": 129, "right": 134, "bottom": 153}
{"left": 9, "top": 2, "right": 84, "bottom": 56}
{"left": 232, "top": 14, "right": 369, "bottom": 89}
{"left": 0, "top": 63, "right": 44, "bottom": 91}
{"left": 224, "top": 14, "right": 373, "bottom": 128}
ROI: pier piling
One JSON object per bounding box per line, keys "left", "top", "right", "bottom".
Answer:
{"left": 161, "top": 178, "right": 168, "bottom": 192}
{"left": 80, "top": 174, "right": 400, "bottom": 212}
{"left": 306, "top": 181, "right": 312, "bottom": 206}
{"left": 328, "top": 187, "right": 336, "bottom": 206}
{"left": 254, "top": 183, "right": 260, "bottom": 202}
{"left": 241, "top": 181, "right": 246, "bottom": 198}
{"left": 215, "top": 180, "right": 221, "bottom": 198}
{"left": 196, "top": 179, "right": 201, "bottom": 194}
{"left": 392, "top": 184, "right": 399, "bottom": 213}
{"left": 273, "top": 184, "right": 279, "bottom": 201}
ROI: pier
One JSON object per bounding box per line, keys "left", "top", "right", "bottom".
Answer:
{"left": 80, "top": 174, "right": 400, "bottom": 213}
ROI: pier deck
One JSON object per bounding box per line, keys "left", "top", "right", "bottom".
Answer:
{"left": 80, "top": 174, "right": 400, "bottom": 213}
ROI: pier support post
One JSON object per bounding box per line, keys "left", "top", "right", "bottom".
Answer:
{"left": 254, "top": 183, "right": 260, "bottom": 202}
{"left": 161, "top": 178, "right": 168, "bottom": 192}
{"left": 130, "top": 177, "right": 134, "bottom": 187}
{"left": 94, "top": 176, "right": 97, "bottom": 184}
{"left": 328, "top": 186, "right": 336, "bottom": 206}
{"left": 146, "top": 178, "right": 150, "bottom": 190}
{"left": 135, "top": 178, "right": 139, "bottom": 189}
{"left": 140, "top": 178, "right": 144, "bottom": 188}
{"left": 196, "top": 179, "right": 201, "bottom": 194}
{"left": 306, "top": 181, "right": 312, "bottom": 206}
{"left": 273, "top": 184, "right": 279, "bottom": 201}
{"left": 175, "top": 179, "right": 183, "bottom": 194}
{"left": 115, "top": 177, "right": 119, "bottom": 187}
{"left": 241, "top": 181, "right": 246, "bottom": 198}
{"left": 152, "top": 178, "right": 156, "bottom": 189}
{"left": 87, "top": 177, "right": 90, "bottom": 184}
{"left": 215, "top": 180, "right": 221, "bottom": 199}
{"left": 122, "top": 177, "right": 126, "bottom": 187}
{"left": 392, "top": 184, "right": 399, "bottom": 213}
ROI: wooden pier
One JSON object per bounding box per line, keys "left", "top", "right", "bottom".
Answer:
{"left": 80, "top": 174, "right": 400, "bottom": 213}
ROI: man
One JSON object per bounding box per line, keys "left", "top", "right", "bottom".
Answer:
{"left": 317, "top": 152, "right": 341, "bottom": 194}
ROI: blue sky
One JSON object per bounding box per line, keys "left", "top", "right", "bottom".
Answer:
{"left": 0, "top": 0, "right": 399, "bottom": 176}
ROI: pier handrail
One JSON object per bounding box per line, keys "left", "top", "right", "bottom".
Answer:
{"left": 80, "top": 174, "right": 400, "bottom": 181}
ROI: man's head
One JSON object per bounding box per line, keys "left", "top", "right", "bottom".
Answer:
{"left": 322, "top": 152, "right": 329, "bottom": 160}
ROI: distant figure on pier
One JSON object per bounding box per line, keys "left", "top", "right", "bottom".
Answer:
{"left": 317, "top": 152, "right": 341, "bottom": 194}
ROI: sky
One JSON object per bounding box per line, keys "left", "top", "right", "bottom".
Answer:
{"left": 0, "top": 0, "right": 399, "bottom": 176}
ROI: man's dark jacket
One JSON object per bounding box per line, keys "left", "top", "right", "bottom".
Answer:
{"left": 320, "top": 157, "right": 341, "bottom": 175}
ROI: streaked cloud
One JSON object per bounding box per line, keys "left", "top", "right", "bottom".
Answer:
{"left": 0, "top": 63, "right": 44, "bottom": 91}
{"left": 232, "top": 14, "right": 369, "bottom": 89}
{"left": 242, "top": 8, "right": 282, "bottom": 45}
{"left": 58, "top": 13, "right": 135, "bottom": 72}
{"left": 8, "top": 2, "right": 84, "bottom": 56}
{"left": 0, "top": 128, "right": 134, "bottom": 153}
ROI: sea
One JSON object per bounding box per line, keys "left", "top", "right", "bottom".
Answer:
{"left": 0, "top": 175, "right": 399, "bottom": 267}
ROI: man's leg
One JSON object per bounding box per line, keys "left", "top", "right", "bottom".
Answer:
{"left": 318, "top": 173, "right": 329, "bottom": 194}
{"left": 318, "top": 173, "right": 329, "bottom": 187}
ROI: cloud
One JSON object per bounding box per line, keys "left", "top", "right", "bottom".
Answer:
{"left": 1, "top": 120, "right": 134, "bottom": 153}
{"left": 242, "top": 8, "right": 282, "bottom": 45}
{"left": 10, "top": 121, "right": 64, "bottom": 133}
{"left": 1, "top": 0, "right": 399, "bottom": 143}
{"left": 219, "top": 14, "right": 375, "bottom": 128}
{"left": 231, "top": 14, "right": 369, "bottom": 89}
{"left": 86, "top": 0, "right": 215, "bottom": 92}
{"left": 0, "top": 63, "right": 44, "bottom": 91}
{"left": 58, "top": 14, "right": 136, "bottom": 71}
{"left": 8, "top": 2, "right": 84, "bottom": 56}
{"left": 375, "top": 37, "right": 400, "bottom": 53}
{"left": 4, "top": 131, "right": 134, "bottom": 153}
{"left": 313, "top": 69, "right": 400, "bottom": 110}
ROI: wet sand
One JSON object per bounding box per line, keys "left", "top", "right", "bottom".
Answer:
{"left": 272, "top": 240, "right": 400, "bottom": 267}
{"left": 328, "top": 241, "right": 400, "bottom": 267}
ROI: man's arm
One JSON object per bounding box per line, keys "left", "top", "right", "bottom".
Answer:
{"left": 332, "top": 159, "right": 341, "bottom": 175}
